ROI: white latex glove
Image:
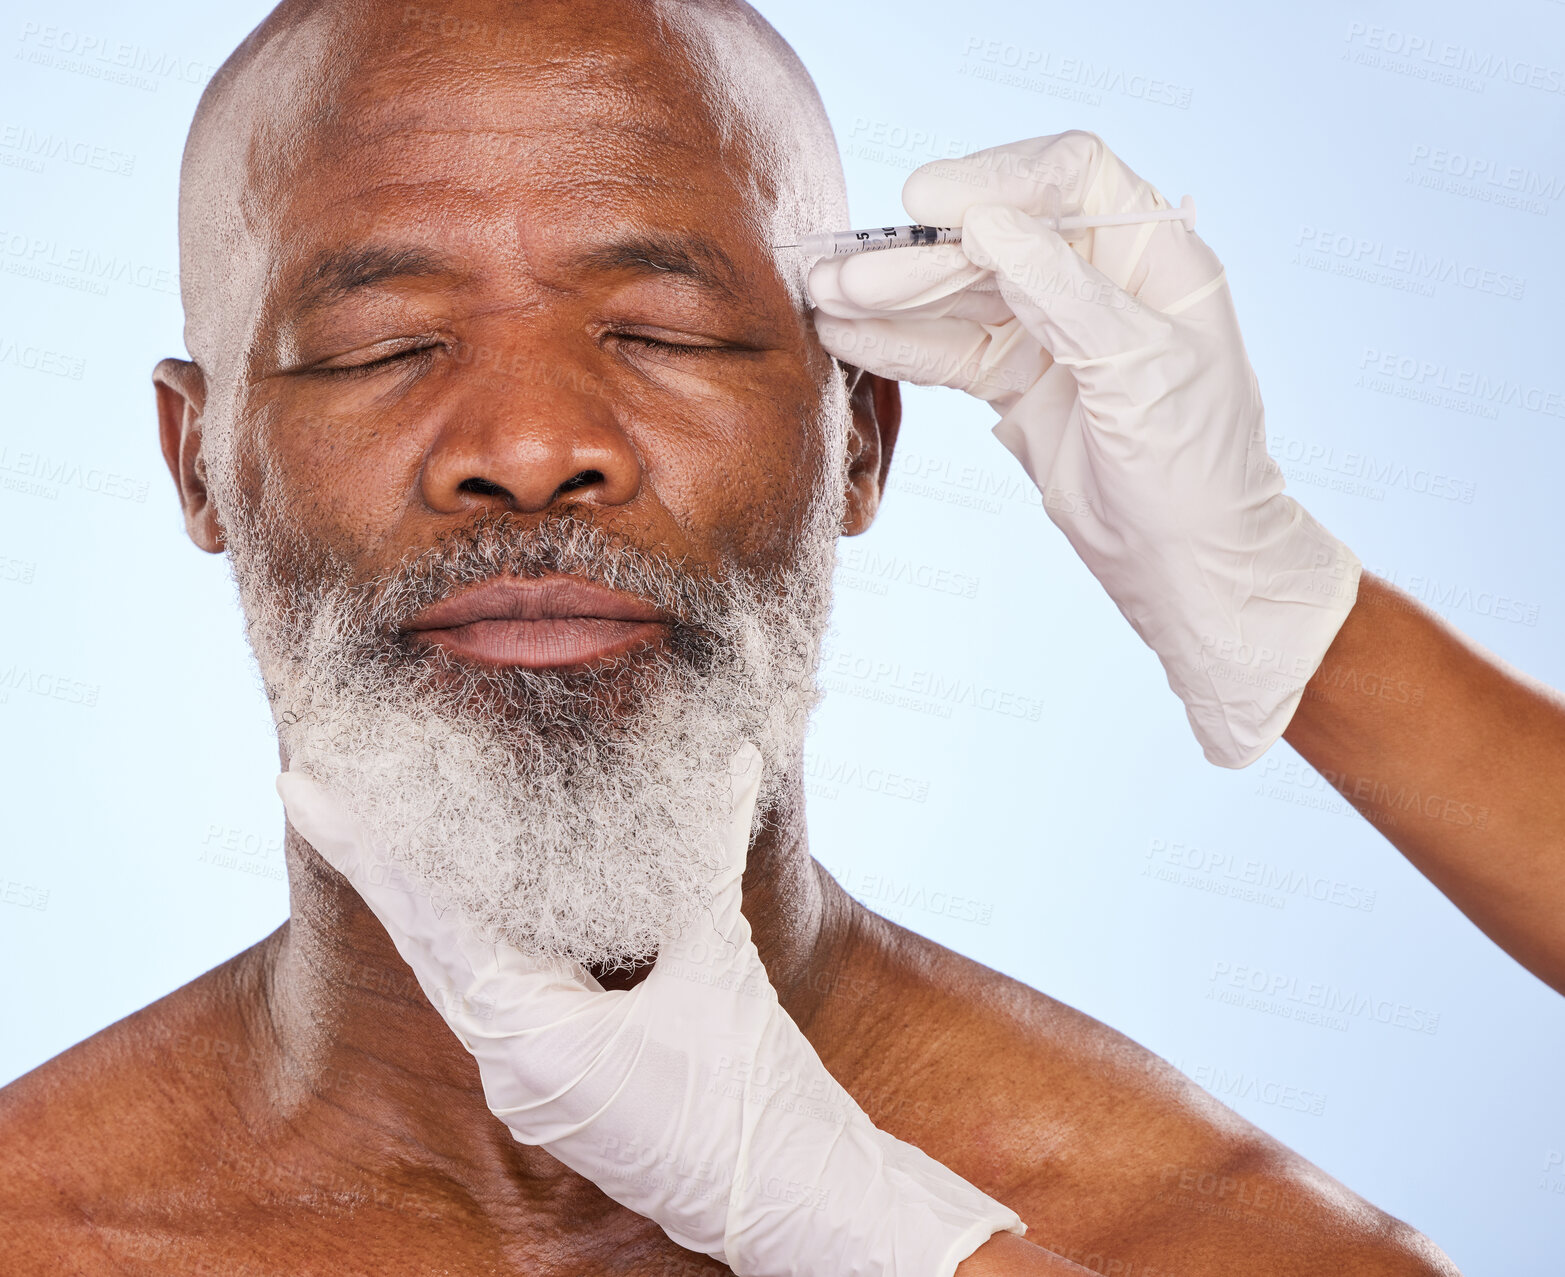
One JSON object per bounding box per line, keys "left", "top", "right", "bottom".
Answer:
{"left": 807, "top": 130, "right": 1362, "bottom": 768}
{"left": 276, "top": 741, "right": 1024, "bottom": 1277}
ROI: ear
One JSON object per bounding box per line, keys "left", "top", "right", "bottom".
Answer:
{"left": 154, "top": 357, "right": 223, "bottom": 553}
{"left": 839, "top": 368, "right": 902, "bottom": 537}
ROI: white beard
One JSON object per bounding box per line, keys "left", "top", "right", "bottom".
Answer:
{"left": 210, "top": 374, "right": 852, "bottom": 972}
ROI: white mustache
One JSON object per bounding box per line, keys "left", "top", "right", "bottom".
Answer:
{"left": 210, "top": 377, "right": 854, "bottom": 970}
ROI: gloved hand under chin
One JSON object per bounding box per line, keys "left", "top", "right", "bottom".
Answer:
{"left": 276, "top": 741, "right": 1025, "bottom": 1277}
{"left": 807, "top": 130, "right": 1362, "bottom": 769}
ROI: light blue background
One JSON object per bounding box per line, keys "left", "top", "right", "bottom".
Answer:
{"left": 2, "top": 1, "right": 1562, "bottom": 1272}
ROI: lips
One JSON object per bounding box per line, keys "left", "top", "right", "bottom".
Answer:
{"left": 404, "top": 575, "right": 673, "bottom": 669}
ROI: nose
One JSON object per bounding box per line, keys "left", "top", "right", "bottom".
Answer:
{"left": 418, "top": 346, "right": 642, "bottom": 516}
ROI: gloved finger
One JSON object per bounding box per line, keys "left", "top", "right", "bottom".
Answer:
{"left": 276, "top": 770, "right": 367, "bottom": 879}
{"left": 420, "top": 894, "right": 616, "bottom": 1029}
{"left": 807, "top": 243, "right": 1010, "bottom": 325}
{"left": 646, "top": 740, "right": 765, "bottom": 992}
{"left": 988, "top": 361, "right": 1084, "bottom": 501}
{"left": 277, "top": 769, "right": 467, "bottom": 995}
{"left": 460, "top": 941, "right": 642, "bottom": 1142}
{"left": 905, "top": 130, "right": 1225, "bottom": 313}
{"left": 467, "top": 752, "right": 770, "bottom": 1136}
{"left": 814, "top": 311, "right": 1048, "bottom": 404}
{"left": 902, "top": 130, "right": 1101, "bottom": 225}
{"left": 277, "top": 771, "right": 623, "bottom": 1093}
{"left": 276, "top": 770, "right": 424, "bottom": 941}
{"left": 814, "top": 312, "right": 988, "bottom": 387}
{"left": 715, "top": 740, "right": 764, "bottom": 933}
{"left": 903, "top": 129, "right": 1165, "bottom": 296}
{"left": 959, "top": 204, "right": 1170, "bottom": 368}
{"left": 277, "top": 771, "right": 553, "bottom": 993}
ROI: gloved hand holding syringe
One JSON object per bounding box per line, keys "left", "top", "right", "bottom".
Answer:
{"left": 803, "top": 131, "right": 1363, "bottom": 770}
{"left": 777, "top": 193, "right": 1196, "bottom": 256}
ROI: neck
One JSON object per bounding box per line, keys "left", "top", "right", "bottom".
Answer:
{"left": 246, "top": 763, "right": 856, "bottom": 1214}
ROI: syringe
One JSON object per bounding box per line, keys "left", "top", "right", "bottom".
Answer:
{"left": 777, "top": 194, "right": 1196, "bottom": 257}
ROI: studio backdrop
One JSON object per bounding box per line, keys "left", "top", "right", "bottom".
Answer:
{"left": 1, "top": 2, "right": 1561, "bottom": 1273}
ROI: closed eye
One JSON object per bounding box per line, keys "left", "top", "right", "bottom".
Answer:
{"left": 614, "top": 332, "right": 723, "bottom": 355}
{"left": 316, "top": 342, "right": 443, "bottom": 375}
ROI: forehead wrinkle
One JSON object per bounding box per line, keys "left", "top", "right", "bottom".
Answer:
{"left": 307, "top": 70, "right": 693, "bottom": 151}
{"left": 181, "top": 0, "right": 847, "bottom": 371}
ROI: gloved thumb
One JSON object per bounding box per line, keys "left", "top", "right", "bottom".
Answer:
{"left": 646, "top": 739, "right": 765, "bottom": 995}
{"left": 276, "top": 770, "right": 367, "bottom": 882}
{"left": 276, "top": 769, "right": 443, "bottom": 949}
{"left": 707, "top": 739, "right": 764, "bottom": 944}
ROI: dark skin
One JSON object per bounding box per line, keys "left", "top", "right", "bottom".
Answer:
{"left": 1283, "top": 572, "right": 1565, "bottom": 995}
{"left": 0, "top": 3, "right": 1458, "bottom": 1274}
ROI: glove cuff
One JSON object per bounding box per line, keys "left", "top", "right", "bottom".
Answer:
{"left": 867, "top": 1125, "right": 1028, "bottom": 1277}
{"left": 721, "top": 1108, "right": 1025, "bottom": 1277}
{"left": 1174, "top": 500, "right": 1363, "bottom": 768}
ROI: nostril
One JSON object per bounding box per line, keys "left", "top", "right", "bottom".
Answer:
{"left": 458, "top": 477, "right": 511, "bottom": 498}
{"left": 555, "top": 470, "right": 602, "bottom": 495}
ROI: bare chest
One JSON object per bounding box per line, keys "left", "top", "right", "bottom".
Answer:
{"left": 64, "top": 1176, "right": 738, "bottom": 1277}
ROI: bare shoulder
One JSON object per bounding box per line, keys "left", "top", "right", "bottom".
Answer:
{"left": 821, "top": 906, "right": 1462, "bottom": 1277}
{"left": 0, "top": 936, "right": 274, "bottom": 1271}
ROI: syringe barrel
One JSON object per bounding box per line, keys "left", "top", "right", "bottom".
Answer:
{"left": 799, "top": 225, "right": 961, "bottom": 256}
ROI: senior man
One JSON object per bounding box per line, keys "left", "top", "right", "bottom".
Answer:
{"left": 0, "top": 1, "right": 1462, "bottom": 1274}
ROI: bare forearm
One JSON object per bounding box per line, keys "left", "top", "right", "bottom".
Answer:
{"left": 954, "top": 1231, "right": 1099, "bottom": 1275}
{"left": 1283, "top": 572, "right": 1565, "bottom": 992}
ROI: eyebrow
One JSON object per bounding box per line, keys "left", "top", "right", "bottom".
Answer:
{"left": 286, "top": 231, "right": 752, "bottom": 316}
{"left": 292, "top": 245, "right": 461, "bottom": 316}
{"left": 566, "top": 232, "right": 749, "bottom": 306}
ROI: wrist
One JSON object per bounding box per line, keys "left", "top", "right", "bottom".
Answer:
{"left": 955, "top": 1231, "right": 1099, "bottom": 1276}
{"left": 720, "top": 1106, "right": 1024, "bottom": 1277}
{"left": 1181, "top": 507, "right": 1363, "bottom": 767}
{"left": 1082, "top": 495, "right": 1364, "bottom": 769}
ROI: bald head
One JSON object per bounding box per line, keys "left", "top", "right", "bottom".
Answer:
{"left": 155, "top": 0, "right": 900, "bottom": 652}
{"left": 177, "top": 0, "right": 848, "bottom": 374}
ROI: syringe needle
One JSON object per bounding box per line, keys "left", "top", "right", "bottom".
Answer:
{"left": 777, "top": 195, "right": 1196, "bottom": 257}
